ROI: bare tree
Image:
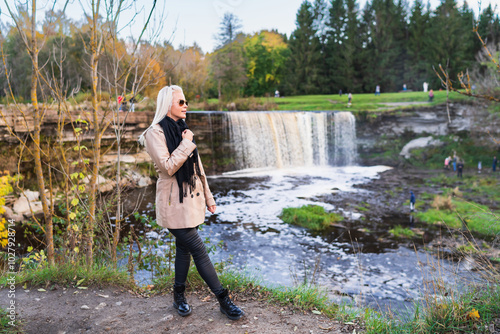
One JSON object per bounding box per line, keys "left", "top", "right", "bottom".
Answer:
{"left": 0, "top": 0, "right": 58, "bottom": 264}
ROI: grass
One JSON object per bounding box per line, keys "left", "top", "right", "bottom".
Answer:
{"left": 389, "top": 225, "right": 416, "bottom": 238}
{"left": 279, "top": 205, "right": 343, "bottom": 231}
{"left": 0, "top": 259, "right": 132, "bottom": 290}
{"left": 196, "top": 90, "right": 473, "bottom": 112}
{"left": 0, "top": 308, "right": 22, "bottom": 334}
{"left": 416, "top": 198, "right": 499, "bottom": 236}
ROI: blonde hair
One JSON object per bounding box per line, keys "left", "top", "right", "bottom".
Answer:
{"left": 138, "top": 85, "right": 183, "bottom": 145}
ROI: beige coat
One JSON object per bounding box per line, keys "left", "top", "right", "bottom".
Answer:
{"left": 144, "top": 124, "right": 215, "bottom": 229}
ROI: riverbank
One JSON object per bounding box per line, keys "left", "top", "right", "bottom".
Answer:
{"left": 318, "top": 166, "right": 500, "bottom": 260}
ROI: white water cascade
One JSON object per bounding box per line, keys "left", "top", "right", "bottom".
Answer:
{"left": 227, "top": 112, "right": 328, "bottom": 170}
{"left": 333, "top": 111, "right": 358, "bottom": 166}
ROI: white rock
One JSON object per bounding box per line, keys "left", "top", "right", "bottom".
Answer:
{"left": 137, "top": 177, "right": 152, "bottom": 188}
{"left": 95, "top": 302, "right": 107, "bottom": 310}
{"left": 2, "top": 206, "right": 23, "bottom": 221}
{"left": 400, "top": 136, "right": 443, "bottom": 159}
{"left": 115, "top": 301, "right": 122, "bottom": 306}
{"left": 23, "top": 190, "right": 39, "bottom": 201}
{"left": 83, "top": 175, "right": 107, "bottom": 185}
{"left": 81, "top": 305, "right": 90, "bottom": 310}
{"left": 160, "top": 314, "right": 173, "bottom": 322}
{"left": 13, "top": 196, "right": 29, "bottom": 214}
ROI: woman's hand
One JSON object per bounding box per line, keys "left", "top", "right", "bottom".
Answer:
{"left": 207, "top": 205, "right": 216, "bottom": 214}
{"left": 182, "top": 129, "right": 194, "bottom": 141}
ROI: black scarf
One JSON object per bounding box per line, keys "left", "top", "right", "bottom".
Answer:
{"left": 158, "top": 116, "right": 201, "bottom": 203}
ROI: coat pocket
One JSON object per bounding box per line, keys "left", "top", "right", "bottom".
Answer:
{"left": 168, "top": 182, "right": 174, "bottom": 206}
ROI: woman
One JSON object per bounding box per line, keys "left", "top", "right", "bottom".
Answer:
{"left": 138, "top": 85, "right": 244, "bottom": 320}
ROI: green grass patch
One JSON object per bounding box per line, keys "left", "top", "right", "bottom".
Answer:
{"left": 389, "top": 225, "right": 416, "bottom": 238}
{"left": 267, "top": 90, "right": 471, "bottom": 112}
{"left": 416, "top": 197, "right": 500, "bottom": 236}
{"left": 0, "top": 308, "right": 22, "bottom": 334}
{"left": 279, "top": 205, "right": 343, "bottom": 231}
{"left": 0, "top": 260, "right": 132, "bottom": 289}
{"left": 219, "top": 269, "right": 339, "bottom": 318}
{"left": 196, "top": 90, "right": 472, "bottom": 112}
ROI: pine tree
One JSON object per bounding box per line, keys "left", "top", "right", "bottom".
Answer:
{"left": 426, "top": 0, "right": 475, "bottom": 89}
{"left": 285, "top": 1, "right": 323, "bottom": 95}
{"left": 362, "top": 0, "right": 408, "bottom": 92}
{"left": 407, "top": 0, "right": 430, "bottom": 90}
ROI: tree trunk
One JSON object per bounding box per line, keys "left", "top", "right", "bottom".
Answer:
{"left": 29, "top": 0, "right": 54, "bottom": 265}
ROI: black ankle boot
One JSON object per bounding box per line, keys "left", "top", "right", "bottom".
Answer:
{"left": 216, "top": 288, "right": 244, "bottom": 320}
{"left": 173, "top": 284, "right": 192, "bottom": 317}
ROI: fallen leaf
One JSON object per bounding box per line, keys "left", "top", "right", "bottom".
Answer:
{"left": 37, "top": 288, "right": 46, "bottom": 292}
{"left": 202, "top": 295, "right": 211, "bottom": 302}
{"left": 319, "top": 325, "right": 333, "bottom": 330}
{"left": 312, "top": 310, "right": 322, "bottom": 315}
{"left": 97, "top": 294, "right": 109, "bottom": 298}
{"left": 77, "top": 287, "right": 88, "bottom": 290}
{"left": 467, "top": 308, "right": 480, "bottom": 320}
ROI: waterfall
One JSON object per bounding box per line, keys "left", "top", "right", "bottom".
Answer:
{"left": 333, "top": 111, "right": 357, "bottom": 166}
{"left": 227, "top": 112, "right": 328, "bottom": 170}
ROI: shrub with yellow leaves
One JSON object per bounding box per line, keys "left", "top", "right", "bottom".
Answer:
{"left": 0, "top": 172, "right": 13, "bottom": 248}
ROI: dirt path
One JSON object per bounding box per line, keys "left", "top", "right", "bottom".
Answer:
{"left": 1, "top": 287, "right": 363, "bottom": 334}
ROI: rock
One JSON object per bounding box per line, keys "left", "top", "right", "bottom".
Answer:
{"left": 137, "top": 177, "right": 152, "bottom": 188}
{"left": 23, "top": 190, "right": 39, "bottom": 201}
{"left": 98, "top": 181, "right": 116, "bottom": 193}
{"left": 135, "top": 152, "right": 151, "bottom": 164}
{"left": 95, "top": 302, "right": 107, "bottom": 310}
{"left": 115, "top": 301, "right": 122, "bottom": 306}
{"left": 2, "top": 206, "right": 23, "bottom": 221}
{"left": 13, "top": 196, "right": 29, "bottom": 214}
{"left": 81, "top": 305, "right": 90, "bottom": 310}
{"left": 83, "top": 175, "right": 107, "bottom": 185}
{"left": 12, "top": 196, "right": 43, "bottom": 216}
{"left": 399, "top": 136, "right": 443, "bottom": 159}
{"left": 160, "top": 314, "right": 173, "bottom": 322}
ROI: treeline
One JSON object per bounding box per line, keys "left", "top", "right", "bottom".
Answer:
{"left": 286, "top": 0, "right": 500, "bottom": 95}
{"left": 1, "top": 0, "right": 499, "bottom": 102}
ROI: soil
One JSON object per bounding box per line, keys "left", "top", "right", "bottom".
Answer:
{"left": 1, "top": 287, "right": 363, "bottom": 334}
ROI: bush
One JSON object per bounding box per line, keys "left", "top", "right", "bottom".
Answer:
{"left": 279, "top": 205, "right": 343, "bottom": 231}
{"left": 432, "top": 195, "right": 453, "bottom": 210}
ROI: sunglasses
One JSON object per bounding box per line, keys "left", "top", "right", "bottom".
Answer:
{"left": 178, "top": 99, "right": 189, "bottom": 107}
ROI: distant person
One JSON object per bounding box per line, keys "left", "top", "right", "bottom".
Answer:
{"left": 410, "top": 191, "right": 416, "bottom": 212}
{"left": 130, "top": 97, "right": 136, "bottom": 112}
{"left": 457, "top": 159, "right": 464, "bottom": 178}
{"left": 452, "top": 154, "right": 457, "bottom": 171}
{"left": 478, "top": 161, "right": 482, "bottom": 174}
{"left": 275, "top": 90, "right": 280, "bottom": 98}
{"left": 403, "top": 84, "right": 407, "bottom": 91}
{"left": 347, "top": 92, "right": 352, "bottom": 106}
{"left": 444, "top": 156, "right": 450, "bottom": 170}
{"left": 339, "top": 89, "right": 343, "bottom": 96}
{"left": 121, "top": 98, "right": 128, "bottom": 112}
{"left": 118, "top": 95, "right": 124, "bottom": 111}
{"left": 493, "top": 156, "right": 498, "bottom": 172}
{"left": 423, "top": 82, "right": 428, "bottom": 92}
{"left": 375, "top": 85, "right": 380, "bottom": 96}
{"left": 428, "top": 89, "right": 434, "bottom": 102}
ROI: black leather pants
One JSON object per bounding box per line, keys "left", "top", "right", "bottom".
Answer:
{"left": 168, "top": 227, "right": 223, "bottom": 295}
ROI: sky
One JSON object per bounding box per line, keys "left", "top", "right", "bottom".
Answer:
{"left": 0, "top": 0, "right": 498, "bottom": 54}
